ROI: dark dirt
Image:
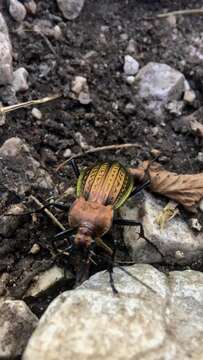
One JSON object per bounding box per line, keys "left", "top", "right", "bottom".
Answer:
{"left": 0, "top": 0, "right": 203, "bottom": 318}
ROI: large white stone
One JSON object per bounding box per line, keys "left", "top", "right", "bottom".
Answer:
{"left": 23, "top": 265, "right": 203, "bottom": 360}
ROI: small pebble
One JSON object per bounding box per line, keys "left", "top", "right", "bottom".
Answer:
{"left": 78, "top": 91, "right": 91, "bottom": 105}
{"left": 30, "top": 243, "right": 40, "bottom": 255}
{"left": 9, "top": 0, "right": 27, "bottom": 22}
{"left": 75, "top": 132, "right": 90, "bottom": 150}
{"left": 57, "top": 0, "right": 85, "bottom": 20}
{"left": 12, "top": 67, "right": 29, "bottom": 92}
{"left": 124, "top": 55, "right": 139, "bottom": 75}
{"left": 158, "top": 156, "right": 169, "bottom": 164}
{"left": 184, "top": 89, "right": 196, "bottom": 104}
{"left": 165, "top": 101, "right": 184, "bottom": 116}
{"left": 150, "top": 149, "right": 161, "bottom": 157}
{"left": 125, "top": 76, "right": 135, "bottom": 85}
{"left": 124, "top": 103, "right": 136, "bottom": 114}
{"left": 32, "top": 108, "right": 42, "bottom": 120}
{"left": 189, "top": 218, "right": 202, "bottom": 232}
{"left": 126, "top": 38, "right": 136, "bottom": 54}
{"left": 196, "top": 152, "right": 203, "bottom": 164}
{"left": 72, "top": 76, "right": 87, "bottom": 95}
{"left": 24, "top": 0, "right": 37, "bottom": 15}
{"left": 175, "top": 250, "right": 185, "bottom": 260}
{"left": 63, "top": 148, "right": 72, "bottom": 158}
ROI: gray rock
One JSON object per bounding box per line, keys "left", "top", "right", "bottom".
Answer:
{"left": 0, "top": 13, "right": 13, "bottom": 85}
{"left": 188, "top": 218, "right": 202, "bottom": 232}
{"left": 0, "top": 203, "right": 26, "bottom": 237}
{"left": 0, "top": 137, "right": 53, "bottom": 196}
{"left": 124, "top": 55, "right": 139, "bottom": 75}
{"left": 63, "top": 148, "right": 72, "bottom": 158}
{"left": 33, "top": 20, "right": 62, "bottom": 40}
{"left": 197, "top": 152, "right": 203, "bottom": 164}
{"left": 24, "top": 266, "right": 72, "bottom": 298}
{"left": 184, "top": 89, "right": 196, "bottom": 103}
{"left": 9, "top": 0, "right": 27, "bottom": 22}
{"left": 134, "top": 62, "right": 185, "bottom": 116}
{"left": 12, "top": 67, "right": 29, "bottom": 92}
{"left": 165, "top": 100, "right": 184, "bottom": 116}
{"left": 135, "top": 62, "right": 185, "bottom": 101}
{"left": 126, "top": 38, "right": 136, "bottom": 54}
{"left": 23, "top": 265, "right": 203, "bottom": 360}
{"left": 75, "top": 132, "right": 91, "bottom": 150}
{"left": 120, "top": 192, "right": 203, "bottom": 265}
{"left": 24, "top": 0, "right": 37, "bottom": 15}
{"left": 31, "top": 107, "right": 42, "bottom": 120}
{"left": 72, "top": 75, "right": 87, "bottom": 94}
{"left": 57, "top": 0, "right": 85, "bottom": 20}
{"left": 0, "top": 300, "right": 38, "bottom": 359}
{"left": 71, "top": 75, "right": 91, "bottom": 104}
{"left": 125, "top": 75, "right": 135, "bottom": 85}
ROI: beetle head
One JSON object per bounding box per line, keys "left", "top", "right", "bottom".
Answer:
{"left": 74, "top": 226, "right": 93, "bottom": 248}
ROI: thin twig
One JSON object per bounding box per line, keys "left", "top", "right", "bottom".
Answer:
{"left": 156, "top": 8, "right": 203, "bottom": 19}
{"left": 40, "top": 33, "right": 57, "bottom": 56}
{"left": 0, "top": 94, "right": 61, "bottom": 115}
{"left": 56, "top": 143, "right": 142, "bottom": 171}
{"left": 96, "top": 237, "right": 113, "bottom": 256}
{"left": 30, "top": 195, "right": 65, "bottom": 231}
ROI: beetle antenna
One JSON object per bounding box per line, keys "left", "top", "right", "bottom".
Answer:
{"left": 96, "top": 254, "right": 156, "bottom": 294}
{"left": 114, "top": 264, "right": 156, "bottom": 294}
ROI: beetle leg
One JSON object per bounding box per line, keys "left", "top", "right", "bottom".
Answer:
{"left": 129, "top": 179, "right": 150, "bottom": 198}
{"left": 70, "top": 159, "right": 80, "bottom": 178}
{"left": 54, "top": 228, "right": 75, "bottom": 240}
{"left": 108, "top": 240, "right": 119, "bottom": 295}
{"left": 51, "top": 203, "right": 70, "bottom": 211}
{"left": 113, "top": 218, "right": 163, "bottom": 257}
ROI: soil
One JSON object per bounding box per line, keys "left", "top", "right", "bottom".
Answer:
{"left": 0, "top": 0, "right": 203, "bottom": 318}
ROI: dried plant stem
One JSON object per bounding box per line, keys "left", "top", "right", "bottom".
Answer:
{"left": 96, "top": 237, "right": 113, "bottom": 256}
{"left": 156, "top": 8, "right": 203, "bottom": 18}
{"left": 56, "top": 143, "right": 141, "bottom": 171}
{"left": 0, "top": 94, "right": 61, "bottom": 115}
{"left": 30, "top": 195, "right": 65, "bottom": 231}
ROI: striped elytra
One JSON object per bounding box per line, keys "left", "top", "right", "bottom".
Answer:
{"left": 76, "top": 162, "right": 134, "bottom": 209}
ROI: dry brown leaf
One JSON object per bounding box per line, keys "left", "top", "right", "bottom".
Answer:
{"left": 190, "top": 119, "right": 203, "bottom": 138}
{"left": 129, "top": 162, "right": 203, "bottom": 211}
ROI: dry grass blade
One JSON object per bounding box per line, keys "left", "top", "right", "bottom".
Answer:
{"left": 0, "top": 94, "right": 61, "bottom": 115}
{"left": 30, "top": 195, "right": 65, "bottom": 231}
{"left": 56, "top": 143, "right": 142, "bottom": 171}
{"left": 156, "top": 8, "right": 203, "bottom": 18}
